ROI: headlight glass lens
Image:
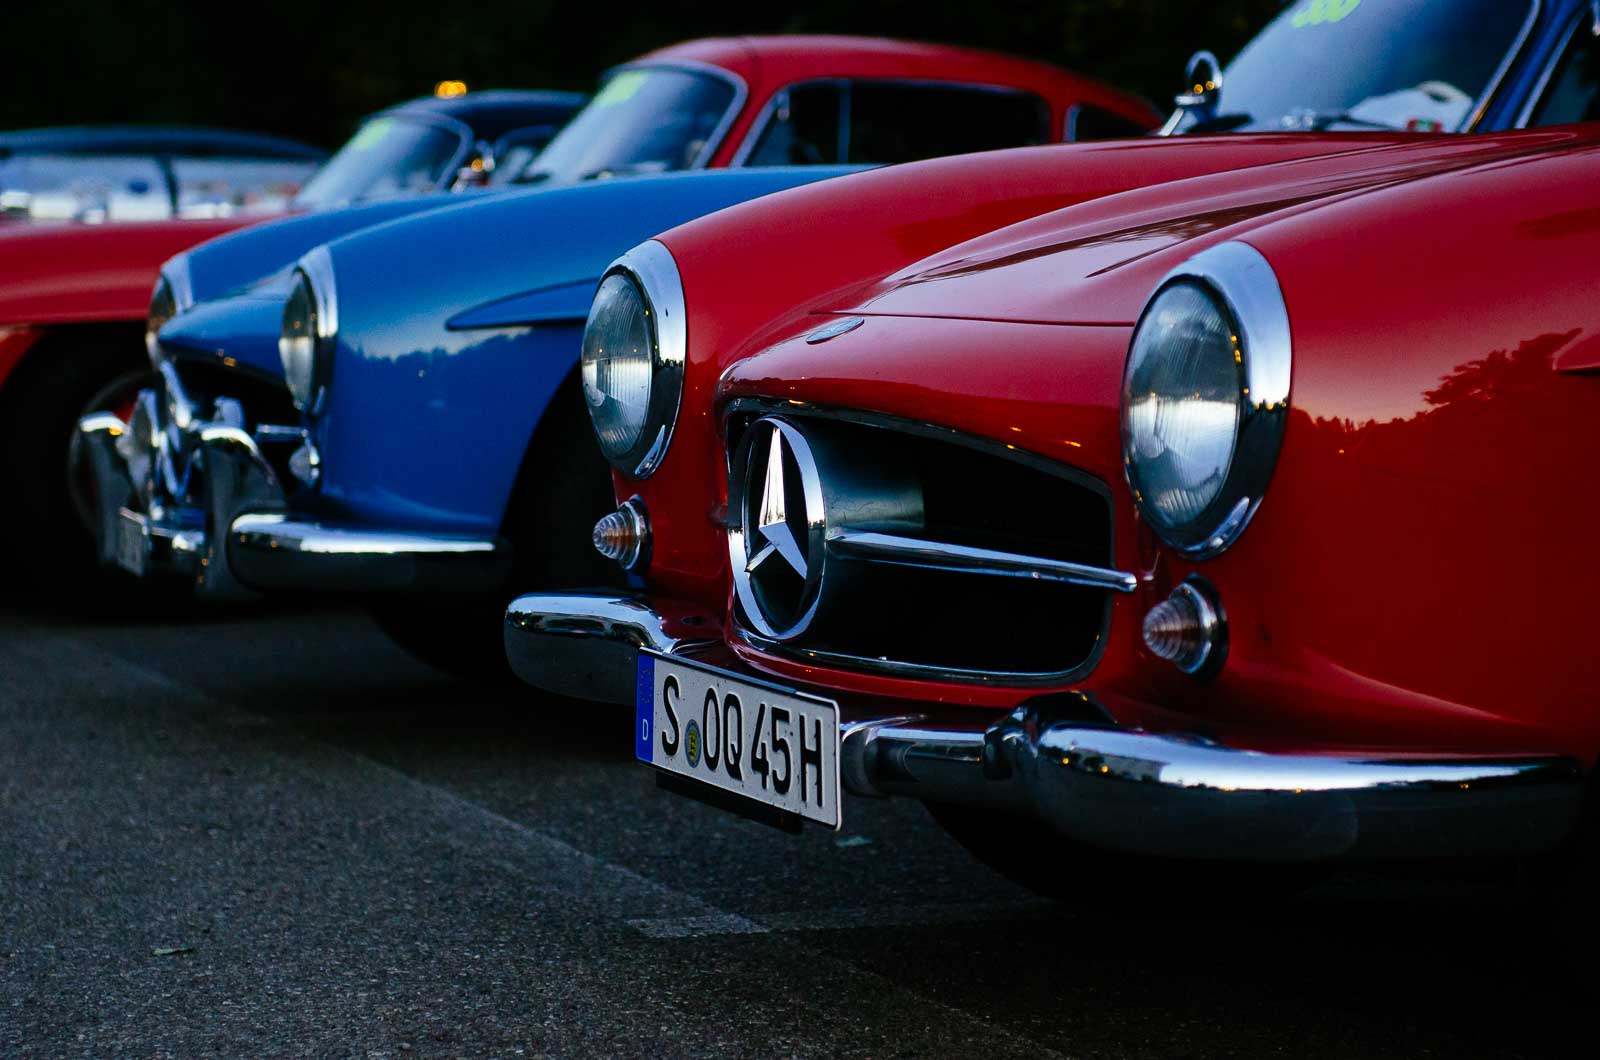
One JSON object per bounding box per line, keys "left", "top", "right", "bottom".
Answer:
{"left": 581, "top": 272, "right": 655, "bottom": 463}
{"left": 146, "top": 276, "right": 177, "bottom": 360}
{"left": 279, "top": 271, "right": 320, "bottom": 412}
{"left": 1122, "top": 281, "right": 1242, "bottom": 534}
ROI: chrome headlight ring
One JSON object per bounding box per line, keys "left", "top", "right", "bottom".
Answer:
{"left": 1121, "top": 240, "right": 1291, "bottom": 559}
{"left": 145, "top": 255, "right": 194, "bottom": 363}
{"left": 279, "top": 244, "right": 339, "bottom": 415}
{"left": 580, "top": 239, "right": 687, "bottom": 479}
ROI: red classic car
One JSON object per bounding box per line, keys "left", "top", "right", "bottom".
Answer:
{"left": 505, "top": 123, "right": 1600, "bottom": 944}
{"left": 0, "top": 43, "right": 1156, "bottom": 591}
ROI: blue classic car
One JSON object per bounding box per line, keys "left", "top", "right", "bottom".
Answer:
{"left": 77, "top": 35, "right": 1154, "bottom": 669}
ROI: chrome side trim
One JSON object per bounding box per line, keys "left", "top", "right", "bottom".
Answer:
{"left": 828, "top": 529, "right": 1137, "bottom": 594}
{"left": 504, "top": 592, "right": 717, "bottom": 703}
{"left": 1464, "top": 0, "right": 1543, "bottom": 132}
{"left": 228, "top": 514, "right": 510, "bottom": 594}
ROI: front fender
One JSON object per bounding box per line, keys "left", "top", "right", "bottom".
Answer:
{"left": 157, "top": 278, "right": 295, "bottom": 379}
{"left": 177, "top": 194, "right": 466, "bottom": 306}
{"left": 309, "top": 167, "right": 862, "bottom": 536}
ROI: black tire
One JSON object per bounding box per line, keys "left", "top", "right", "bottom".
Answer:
{"left": 928, "top": 802, "right": 1325, "bottom": 911}
{"left": 0, "top": 324, "right": 151, "bottom": 593}
{"left": 371, "top": 374, "right": 626, "bottom": 680}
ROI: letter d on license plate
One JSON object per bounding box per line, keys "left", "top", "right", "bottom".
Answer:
{"left": 636, "top": 651, "right": 841, "bottom": 828}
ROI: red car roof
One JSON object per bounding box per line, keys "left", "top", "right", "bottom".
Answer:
{"left": 636, "top": 35, "right": 1161, "bottom": 146}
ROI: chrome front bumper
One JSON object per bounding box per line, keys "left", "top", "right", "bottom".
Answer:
{"left": 77, "top": 366, "right": 509, "bottom": 599}
{"left": 504, "top": 591, "right": 1586, "bottom": 862}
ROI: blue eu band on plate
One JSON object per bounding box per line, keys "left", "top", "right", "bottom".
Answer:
{"left": 636, "top": 651, "right": 841, "bottom": 828}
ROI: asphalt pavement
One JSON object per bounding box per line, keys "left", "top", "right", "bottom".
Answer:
{"left": 1, "top": 593, "right": 1593, "bottom": 1057}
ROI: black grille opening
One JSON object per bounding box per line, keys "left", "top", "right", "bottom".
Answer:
{"left": 728, "top": 408, "right": 1116, "bottom": 682}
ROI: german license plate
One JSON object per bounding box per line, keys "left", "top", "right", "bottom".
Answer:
{"left": 636, "top": 651, "right": 841, "bottom": 828}
{"left": 115, "top": 508, "right": 149, "bottom": 577}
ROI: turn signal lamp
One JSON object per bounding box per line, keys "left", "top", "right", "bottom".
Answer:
{"left": 593, "top": 498, "right": 650, "bottom": 572}
{"left": 1142, "top": 578, "right": 1226, "bottom": 675}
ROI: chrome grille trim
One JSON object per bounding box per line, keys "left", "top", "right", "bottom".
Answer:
{"left": 827, "top": 529, "right": 1136, "bottom": 594}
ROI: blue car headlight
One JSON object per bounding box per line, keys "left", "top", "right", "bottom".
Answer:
{"left": 279, "top": 246, "right": 339, "bottom": 415}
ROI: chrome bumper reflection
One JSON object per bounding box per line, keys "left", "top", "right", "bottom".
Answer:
{"left": 230, "top": 515, "right": 510, "bottom": 593}
{"left": 503, "top": 591, "right": 1586, "bottom": 862}
{"left": 504, "top": 593, "right": 718, "bottom": 704}
{"left": 77, "top": 375, "right": 508, "bottom": 598}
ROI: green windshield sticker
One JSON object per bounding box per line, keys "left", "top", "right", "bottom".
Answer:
{"left": 346, "top": 118, "right": 394, "bottom": 151}
{"left": 1292, "top": 0, "right": 1361, "bottom": 26}
{"left": 593, "top": 71, "right": 649, "bottom": 107}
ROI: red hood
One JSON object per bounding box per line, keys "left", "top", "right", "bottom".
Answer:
{"left": 0, "top": 217, "right": 257, "bottom": 326}
{"left": 833, "top": 128, "right": 1600, "bottom": 327}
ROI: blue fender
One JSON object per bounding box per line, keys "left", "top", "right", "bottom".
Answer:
{"left": 176, "top": 194, "right": 468, "bottom": 308}
{"left": 157, "top": 275, "right": 295, "bottom": 380}
{"left": 309, "top": 166, "right": 863, "bottom": 535}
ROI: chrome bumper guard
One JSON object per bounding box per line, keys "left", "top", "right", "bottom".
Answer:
{"left": 76, "top": 368, "right": 509, "bottom": 599}
{"left": 504, "top": 591, "right": 1586, "bottom": 862}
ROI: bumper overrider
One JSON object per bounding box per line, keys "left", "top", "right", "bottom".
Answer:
{"left": 76, "top": 362, "right": 510, "bottom": 599}
{"left": 505, "top": 591, "right": 1586, "bottom": 862}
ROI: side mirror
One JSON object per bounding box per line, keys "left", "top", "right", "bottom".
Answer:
{"left": 1175, "top": 50, "right": 1223, "bottom": 118}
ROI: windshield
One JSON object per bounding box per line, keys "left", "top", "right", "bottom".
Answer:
{"left": 1171, "top": 0, "right": 1533, "bottom": 134}
{"left": 294, "top": 115, "right": 465, "bottom": 208}
{"left": 511, "top": 66, "right": 738, "bottom": 184}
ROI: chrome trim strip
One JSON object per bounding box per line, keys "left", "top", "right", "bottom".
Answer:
{"left": 504, "top": 592, "right": 717, "bottom": 703}
{"left": 1464, "top": 0, "right": 1542, "bottom": 131}
{"left": 1516, "top": 7, "right": 1580, "bottom": 128}
{"left": 162, "top": 255, "right": 195, "bottom": 315}
{"left": 735, "top": 632, "right": 1107, "bottom": 687}
{"left": 297, "top": 244, "right": 339, "bottom": 346}
{"left": 828, "top": 529, "right": 1136, "bottom": 593}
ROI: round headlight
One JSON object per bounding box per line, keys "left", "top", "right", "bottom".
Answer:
{"left": 145, "top": 257, "right": 193, "bottom": 363}
{"left": 146, "top": 276, "right": 177, "bottom": 361}
{"left": 1121, "top": 241, "right": 1291, "bottom": 558}
{"left": 279, "top": 246, "right": 338, "bottom": 414}
{"left": 580, "top": 240, "right": 686, "bottom": 478}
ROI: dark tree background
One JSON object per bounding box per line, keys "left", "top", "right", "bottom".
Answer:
{"left": 1, "top": 1, "right": 1282, "bottom": 148}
